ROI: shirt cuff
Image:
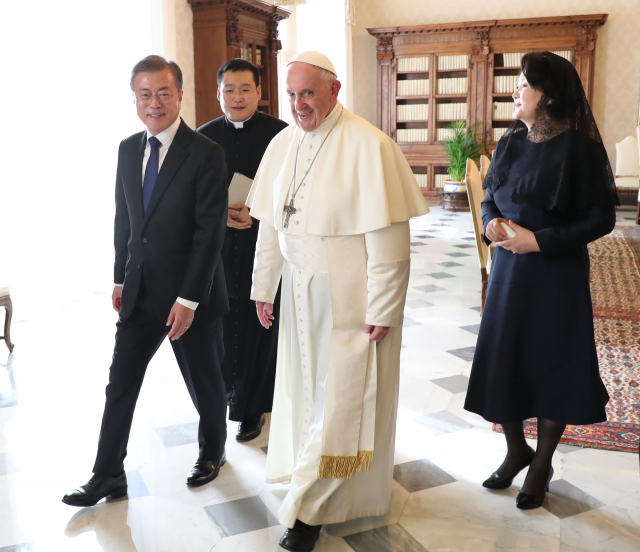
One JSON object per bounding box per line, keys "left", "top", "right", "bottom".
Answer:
{"left": 114, "top": 283, "right": 123, "bottom": 287}
{"left": 177, "top": 297, "right": 199, "bottom": 310}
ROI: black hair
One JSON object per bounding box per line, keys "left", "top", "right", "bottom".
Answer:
{"left": 521, "top": 51, "right": 581, "bottom": 123}
{"left": 217, "top": 59, "right": 260, "bottom": 88}
{"left": 130, "top": 55, "right": 183, "bottom": 91}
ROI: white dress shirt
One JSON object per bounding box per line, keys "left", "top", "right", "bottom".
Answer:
{"left": 115, "top": 117, "right": 198, "bottom": 310}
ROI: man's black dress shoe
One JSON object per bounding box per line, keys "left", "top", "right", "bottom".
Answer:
{"left": 62, "top": 472, "right": 128, "bottom": 507}
{"left": 279, "top": 519, "right": 322, "bottom": 552}
{"left": 186, "top": 451, "right": 226, "bottom": 487}
{"left": 236, "top": 413, "right": 266, "bottom": 442}
{"left": 516, "top": 467, "right": 554, "bottom": 509}
{"left": 482, "top": 446, "right": 536, "bottom": 490}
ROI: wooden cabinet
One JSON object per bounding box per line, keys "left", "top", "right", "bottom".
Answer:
{"left": 188, "top": 0, "right": 290, "bottom": 127}
{"left": 368, "top": 15, "right": 607, "bottom": 201}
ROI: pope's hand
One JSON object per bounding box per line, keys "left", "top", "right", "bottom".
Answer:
{"left": 495, "top": 220, "right": 540, "bottom": 254}
{"left": 228, "top": 203, "right": 253, "bottom": 230}
{"left": 364, "top": 324, "right": 389, "bottom": 343}
{"left": 256, "top": 301, "right": 274, "bottom": 329}
{"left": 166, "top": 302, "right": 195, "bottom": 341}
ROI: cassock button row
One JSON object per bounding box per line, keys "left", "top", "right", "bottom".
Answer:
{"left": 295, "top": 221, "right": 299, "bottom": 225}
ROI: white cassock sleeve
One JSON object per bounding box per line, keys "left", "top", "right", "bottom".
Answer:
{"left": 364, "top": 221, "right": 411, "bottom": 328}
{"left": 251, "top": 221, "right": 284, "bottom": 303}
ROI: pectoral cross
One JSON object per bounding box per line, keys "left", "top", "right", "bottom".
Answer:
{"left": 283, "top": 198, "right": 298, "bottom": 229}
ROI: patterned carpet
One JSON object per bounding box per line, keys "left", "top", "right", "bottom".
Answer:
{"left": 500, "top": 227, "right": 640, "bottom": 452}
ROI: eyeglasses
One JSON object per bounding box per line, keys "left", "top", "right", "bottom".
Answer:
{"left": 221, "top": 88, "right": 257, "bottom": 99}
{"left": 134, "top": 91, "right": 180, "bottom": 104}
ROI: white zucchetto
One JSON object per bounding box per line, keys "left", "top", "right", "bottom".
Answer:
{"left": 287, "top": 51, "right": 337, "bottom": 77}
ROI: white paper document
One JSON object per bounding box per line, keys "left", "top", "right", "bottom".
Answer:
{"left": 228, "top": 172, "right": 254, "bottom": 206}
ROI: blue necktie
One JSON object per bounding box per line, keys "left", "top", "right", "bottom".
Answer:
{"left": 143, "top": 136, "right": 162, "bottom": 213}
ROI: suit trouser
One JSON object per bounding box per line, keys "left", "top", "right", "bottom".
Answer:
{"left": 93, "top": 284, "right": 227, "bottom": 475}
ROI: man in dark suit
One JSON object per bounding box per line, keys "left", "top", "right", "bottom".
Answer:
{"left": 63, "top": 55, "right": 229, "bottom": 507}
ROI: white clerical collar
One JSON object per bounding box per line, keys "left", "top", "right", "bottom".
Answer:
{"left": 227, "top": 114, "right": 255, "bottom": 129}
{"left": 146, "top": 116, "right": 181, "bottom": 149}
{"left": 310, "top": 102, "right": 343, "bottom": 135}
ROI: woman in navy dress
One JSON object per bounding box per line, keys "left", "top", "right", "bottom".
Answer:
{"left": 464, "top": 52, "right": 618, "bottom": 509}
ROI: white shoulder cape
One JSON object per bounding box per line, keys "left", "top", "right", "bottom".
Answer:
{"left": 246, "top": 105, "right": 429, "bottom": 236}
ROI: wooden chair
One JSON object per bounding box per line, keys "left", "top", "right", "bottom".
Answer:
{"left": 465, "top": 159, "right": 491, "bottom": 314}
{"left": 615, "top": 135, "right": 640, "bottom": 205}
{"left": 480, "top": 154, "right": 491, "bottom": 184}
{"left": 0, "top": 287, "right": 13, "bottom": 353}
{"left": 636, "top": 126, "right": 640, "bottom": 224}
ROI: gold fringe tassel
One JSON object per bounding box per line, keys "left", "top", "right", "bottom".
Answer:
{"left": 317, "top": 450, "right": 374, "bottom": 480}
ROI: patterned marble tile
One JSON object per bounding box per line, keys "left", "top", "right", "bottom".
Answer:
{"left": 414, "top": 411, "right": 472, "bottom": 436}
{"left": 444, "top": 252, "right": 471, "bottom": 258}
{"left": 459, "top": 324, "right": 481, "bottom": 335}
{"left": 436, "top": 261, "right": 463, "bottom": 267}
{"left": 430, "top": 375, "right": 470, "bottom": 394}
{"left": 429, "top": 224, "right": 449, "bottom": 227}
{"left": 412, "top": 285, "right": 446, "bottom": 293}
{"left": 342, "top": 524, "right": 428, "bottom": 552}
{"left": 393, "top": 458, "right": 456, "bottom": 493}
{"left": 204, "top": 496, "right": 279, "bottom": 537}
{"left": 0, "top": 545, "right": 33, "bottom": 552}
{"left": 410, "top": 241, "right": 427, "bottom": 246}
{"left": 461, "top": 237, "right": 476, "bottom": 241}
{"left": 557, "top": 444, "right": 584, "bottom": 454}
{"left": 155, "top": 421, "right": 199, "bottom": 447}
{"left": 403, "top": 318, "right": 423, "bottom": 328}
{"left": 0, "top": 452, "right": 20, "bottom": 476}
{"left": 261, "top": 446, "right": 268, "bottom": 455}
{"left": 452, "top": 244, "right": 476, "bottom": 249}
{"left": 446, "top": 346, "right": 476, "bottom": 361}
{"left": 405, "top": 299, "right": 434, "bottom": 309}
{"left": 545, "top": 479, "right": 606, "bottom": 519}
{"left": 126, "top": 469, "right": 150, "bottom": 499}
{"left": 426, "top": 272, "right": 454, "bottom": 279}
{"left": 469, "top": 306, "right": 482, "bottom": 312}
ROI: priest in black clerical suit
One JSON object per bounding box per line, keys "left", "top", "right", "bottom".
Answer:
{"left": 198, "top": 59, "right": 287, "bottom": 442}
{"left": 63, "top": 56, "right": 230, "bottom": 508}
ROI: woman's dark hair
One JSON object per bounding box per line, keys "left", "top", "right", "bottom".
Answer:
{"left": 521, "top": 52, "right": 580, "bottom": 123}
{"left": 217, "top": 58, "right": 260, "bottom": 88}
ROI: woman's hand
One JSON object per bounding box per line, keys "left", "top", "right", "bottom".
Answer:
{"left": 485, "top": 217, "right": 509, "bottom": 243}
{"left": 495, "top": 220, "right": 541, "bottom": 254}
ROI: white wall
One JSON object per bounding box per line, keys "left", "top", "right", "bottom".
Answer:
{"left": 0, "top": 1, "right": 156, "bottom": 295}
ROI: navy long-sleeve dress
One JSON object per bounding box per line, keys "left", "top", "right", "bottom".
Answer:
{"left": 464, "top": 129, "right": 615, "bottom": 425}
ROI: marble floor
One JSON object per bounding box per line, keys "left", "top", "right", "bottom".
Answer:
{"left": 1, "top": 205, "right": 639, "bottom": 552}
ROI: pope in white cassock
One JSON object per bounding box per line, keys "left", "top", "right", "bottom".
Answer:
{"left": 247, "top": 51, "right": 429, "bottom": 552}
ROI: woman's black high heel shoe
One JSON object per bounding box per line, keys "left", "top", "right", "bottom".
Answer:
{"left": 482, "top": 446, "right": 536, "bottom": 490}
{"left": 516, "top": 467, "right": 554, "bottom": 510}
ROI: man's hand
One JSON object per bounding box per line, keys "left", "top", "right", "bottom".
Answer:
{"left": 495, "top": 220, "right": 541, "bottom": 254}
{"left": 166, "top": 302, "right": 195, "bottom": 341}
{"left": 112, "top": 286, "right": 123, "bottom": 312}
{"left": 227, "top": 203, "right": 253, "bottom": 230}
{"left": 256, "top": 301, "right": 275, "bottom": 329}
{"left": 364, "top": 324, "right": 389, "bottom": 343}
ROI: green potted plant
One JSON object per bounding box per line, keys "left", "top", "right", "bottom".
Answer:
{"left": 438, "top": 121, "right": 484, "bottom": 210}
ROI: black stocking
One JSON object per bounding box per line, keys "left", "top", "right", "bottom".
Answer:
{"left": 495, "top": 422, "right": 532, "bottom": 477}
{"left": 522, "top": 418, "right": 566, "bottom": 495}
